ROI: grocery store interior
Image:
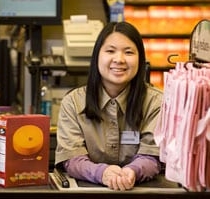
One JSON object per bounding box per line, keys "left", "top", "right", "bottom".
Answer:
{"left": 0, "top": 0, "right": 209, "bottom": 115}
{"left": 0, "top": 0, "right": 210, "bottom": 197}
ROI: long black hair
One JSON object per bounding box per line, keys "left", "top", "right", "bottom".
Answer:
{"left": 83, "top": 21, "right": 147, "bottom": 131}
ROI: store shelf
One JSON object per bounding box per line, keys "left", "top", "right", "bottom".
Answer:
{"left": 124, "top": 0, "right": 210, "bottom": 88}
{"left": 27, "top": 64, "right": 89, "bottom": 114}
{"left": 141, "top": 34, "right": 190, "bottom": 39}
{"left": 28, "top": 65, "right": 89, "bottom": 76}
{"left": 125, "top": 0, "right": 210, "bottom": 6}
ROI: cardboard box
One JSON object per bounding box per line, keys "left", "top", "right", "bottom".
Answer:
{"left": 0, "top": 114, "right": 50, "bottom": 187}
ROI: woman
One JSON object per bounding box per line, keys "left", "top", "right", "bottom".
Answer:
{"left": 55, "top": 21, "right": 163, "bottom": 191}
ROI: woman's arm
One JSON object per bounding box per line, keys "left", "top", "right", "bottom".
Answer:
{"left": 64, "top": 153, "right": 160, "bottom": 184}
{"left": 123, "top": 154, "right": 161, "bottom": 182}
{"left": 63, "top": 154, "right": 109, "bottom": 184}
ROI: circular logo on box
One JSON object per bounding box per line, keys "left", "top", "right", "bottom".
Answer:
{"left": 13, "top": 125, "right": 44, "bottom": 156}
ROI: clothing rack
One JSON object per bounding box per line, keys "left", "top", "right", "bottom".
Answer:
{"left": 154, "top": 19, "right": 210, "bottom": 192}
{"left": 167, "top": 19, "right": 210, "bottom": 69}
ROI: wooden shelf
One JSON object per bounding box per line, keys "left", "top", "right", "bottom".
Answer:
{"left": 28, "top": 65, "right": 89, "bottom": 76}
{"left": 142, "top": 34, "right": 190, "bottom": 39}
{"left": 125, "top": 0, "right": 210, "bottom": 6}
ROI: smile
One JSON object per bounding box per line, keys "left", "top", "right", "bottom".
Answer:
{"left": 111, "top": 68, "right": 127, "bottom": 72}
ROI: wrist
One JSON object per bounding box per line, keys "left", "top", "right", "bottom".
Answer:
{"left": 95, "top": 163, "right": 109, "bottom": 184}
{"left": 123, "top": 165, "right": 140, "bottom": 180}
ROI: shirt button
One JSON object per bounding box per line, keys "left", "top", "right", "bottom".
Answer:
{"left": 111, "top": 144, "right": 117, "bottom": 148}
{"left": 110, "top": 100, "right": 115, "bottom": 105}
{"left": 110, "top": 120, "right": 117, "bottom": 126}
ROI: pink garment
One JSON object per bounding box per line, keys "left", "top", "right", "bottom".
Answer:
{"left": 154, "top": 62, "right": 210, "bottom": 191}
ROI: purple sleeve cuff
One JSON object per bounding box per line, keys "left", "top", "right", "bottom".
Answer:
{"left": 123, "top": 154, "right": 161, "bottom": 182}
{"left": 95, "top": 163, "right": 109, "bottom": 184}
{"left": 63, "top": 155, "right": 109, "bottom": 184}
{"left": 63, "top": 154, "right": 160, "bottom": 184}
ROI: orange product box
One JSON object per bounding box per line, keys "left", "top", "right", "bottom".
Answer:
{"left": 124, "top": 6, "right": 150, "bottom": 34}
{"left": 201, "top": 6, "right": 210, "bottom": 20}
{"left": 166, "top": 6, "right": 185, "bottom": 34}
{"left": 0, "top": 114, "right": 50, "bottom": 187}
{"left": 147, "top": 38, "right": 168, "bottom": 67}
{"left": 166, "top": 39, "right": 189, "bottom": 65}
{"left": 148, "top": 6, "right": 168, "bottom": 34}
{"left": 183, "top": 6, "right": 202, "bottom": 34}
{"left": 150, "top": 71, "right": 164, "bottom": 90}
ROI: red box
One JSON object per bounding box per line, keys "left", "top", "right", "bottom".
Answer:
{"left": 0, "top": 114, "right": 50, "bottom": 187}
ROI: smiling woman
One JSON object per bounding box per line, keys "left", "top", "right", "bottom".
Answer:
{"left": 55, "top": 21, "right": 163, "bottom": 191}
{"left": 98, "top": 31, "right": 139, "bottom": 98}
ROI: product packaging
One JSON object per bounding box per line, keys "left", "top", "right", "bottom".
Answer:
{"left": 0, "top": 114, "right": 50, "bottom": 187}
{"left": 107, "top": 0, "right": 124, "bottom": 22}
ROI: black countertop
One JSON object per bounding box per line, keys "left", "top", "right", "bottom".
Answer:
{"left": 0, "top": 173, "right": 209, "bottom": 199}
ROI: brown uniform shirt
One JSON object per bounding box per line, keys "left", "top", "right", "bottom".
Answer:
{"left": 55, "top": 84, "right": 163, "bottom": 166}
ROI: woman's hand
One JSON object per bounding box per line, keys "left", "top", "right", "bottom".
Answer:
{"left": 102, "top": 165, "right": 136, "bottom": 191}
{"left": 121, "top": 167, "right": 136, "bottom": 189}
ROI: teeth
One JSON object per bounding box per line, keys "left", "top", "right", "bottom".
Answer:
{"left": 112, "top": 68, "right": 126, "bottom": 71}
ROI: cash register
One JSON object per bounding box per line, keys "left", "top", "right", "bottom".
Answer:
{"left": 63, "top": 15, "right": 104, "bottom": 66}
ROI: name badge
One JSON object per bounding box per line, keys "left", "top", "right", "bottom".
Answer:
{"left": 121, "top": 131, "right": 140, "bottom": 144}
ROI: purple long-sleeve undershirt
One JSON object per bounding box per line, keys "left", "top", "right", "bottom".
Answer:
{"left": 63, "top": 154, "right": 161, "bottom": 185}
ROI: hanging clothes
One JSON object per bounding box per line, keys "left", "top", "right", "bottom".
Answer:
{"left": 154, "top": 62, "right": 210, "bottom": 192}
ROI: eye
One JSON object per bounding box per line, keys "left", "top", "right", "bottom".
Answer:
{"left": 106, "top": 49, "right": 115, "bottom": 53}
{"left": 125, "top": 50, "right": 134, "bottom": 55}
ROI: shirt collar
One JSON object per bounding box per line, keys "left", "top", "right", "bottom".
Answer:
{"left": 99, "top": 85, "right": 130, "bottom": 114}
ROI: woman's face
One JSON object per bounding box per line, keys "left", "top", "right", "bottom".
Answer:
{"left": 98, "top": 32, "right": 139, "bottom": 96}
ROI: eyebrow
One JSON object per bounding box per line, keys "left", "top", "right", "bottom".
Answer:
{"left": 105, "top": 45, "right": 133, "bottom": 50}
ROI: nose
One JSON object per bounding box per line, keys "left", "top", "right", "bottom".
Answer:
{"left": 113, "top": 52, "right": 125, "bottom": 63}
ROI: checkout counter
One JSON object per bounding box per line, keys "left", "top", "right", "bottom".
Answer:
{"left": 0, "top": 173, "right": 210, "bottom": 199}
